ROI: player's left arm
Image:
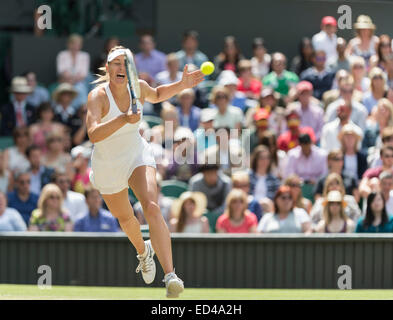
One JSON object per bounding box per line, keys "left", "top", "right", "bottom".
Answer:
{"left": 140, "top": 64, "right": 204, "bottom": 104}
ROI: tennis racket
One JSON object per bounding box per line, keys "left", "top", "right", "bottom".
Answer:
{"left": 124, "top": 49, "right": 141, "bottom": 114}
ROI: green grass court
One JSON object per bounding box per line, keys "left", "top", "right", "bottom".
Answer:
{"left": 1, "top": 285, "right": 393, "bottom": 300}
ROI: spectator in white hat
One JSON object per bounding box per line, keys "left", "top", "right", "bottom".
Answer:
{"left": 1, "top": 76, "right": 35, "bottom": 136}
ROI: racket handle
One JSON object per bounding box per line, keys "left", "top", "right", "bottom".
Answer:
{"left": 131, "top": 101, "right": 138, "bottom": 114}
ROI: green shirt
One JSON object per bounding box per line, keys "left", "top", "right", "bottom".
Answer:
{"left": 263, "top": 70, "right": 299, "bottom": 96}
{"left": 355, "top": 215, "right": 393, "bottom": 233}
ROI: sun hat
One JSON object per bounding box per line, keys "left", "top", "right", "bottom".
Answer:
{"left": 52, "top": 83, "right": 78, "bottom": 103}
{"left": 323, "top": 190, "right": 347, "bottom": 208}
{"left": 200, "top": 108, "right": 216, "bottom": 123}
{"left": 10, "top": 77, "right": 33, "bottom": 94}
{"left": 354, "top": 15, "right": 376, "bottom": 30}
{"left": 171, "top": 191, "right": 207, "bottom": 219}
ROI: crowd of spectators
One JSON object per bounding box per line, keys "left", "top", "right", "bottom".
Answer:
{"left": 2, "top": 14, "right": 393, "bottom": 234}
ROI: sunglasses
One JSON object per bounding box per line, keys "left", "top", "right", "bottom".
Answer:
{"left": 216, "top": 95, "right": 228, "bottom": 100}
{"left": 19, "top": 180, "right": 30, "bottom": 184}
{"left": 340, "top": 88, "right": 353, "bottom": 94}
{"left": 279, "top": 195, "right": 292, "bottom": 201}
{"left": 383, "top": 136, "right": 393, "bottom": 142}
{"left": 288, "top": 183, "right": 301, "bottom": 188}
{"left": 49, "top": 195, "right": 60, "bottom": 200}
{"left": 331, "top": 157, "right": 344, "bottom": 161}
{"left": 383, "top": 154, "right": 393, "bottom": 158}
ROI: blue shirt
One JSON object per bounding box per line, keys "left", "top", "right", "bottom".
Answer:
{"left": 355, "top": 215, "right": 393, "bottom": 233}
{"left": 73, "top": 209, "right": 119, "bottom": 232}
{"left": 135, "top": 49, "right": 167, "bottom": 78}
{"left": 7, "top": 191, "right": 39, "bottom": 226}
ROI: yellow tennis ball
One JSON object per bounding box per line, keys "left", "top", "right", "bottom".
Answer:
{"left": 200, "top": 61, "right": 215, "bottom": 75}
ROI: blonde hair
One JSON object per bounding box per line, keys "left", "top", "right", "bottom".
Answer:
{"left": 322, "top": 173, "right": 345, "bottom": 197}
{"left": 92, "top": 45, "right": 127, "bottom": 84}
{"left": 224, "top": 188, "right": 248, "bottom": 219}
{"left": 231, "top": 171, "right": 250, "bottom": 186}
{"left": 210, "top": 86, "right": 230, "bottom": 104}
{"left": 369, "top": 67, "right": 387, "bottom": 91}
{"left": 36, "top": 183, "right": 64, "bottom": 218}
{"left": 350, "top": 56, "right": 365, "bottom": 69}
{"left": 322, "top": 199, "right": 347, "bottom": 225}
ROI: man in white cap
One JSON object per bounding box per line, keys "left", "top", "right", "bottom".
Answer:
{"left": 1, "top": 77, "right": 35, "bottom": 135}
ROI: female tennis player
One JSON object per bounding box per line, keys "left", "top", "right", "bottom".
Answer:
{"left": 86, "top": 46, "right": 204, "bottom": 298}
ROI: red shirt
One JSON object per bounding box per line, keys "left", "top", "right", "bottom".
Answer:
{"left": 277, "top": 126, "right": 316, "bottom": 152}
{"left": 216, "top": 211, "right": 258, "bottom": 233}
{"left": 237, "top": 78, "right": 262, "bottom": 97}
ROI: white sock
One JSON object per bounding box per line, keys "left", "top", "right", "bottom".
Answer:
{"left": 140, "top": 242, "right": 148, "bottom": 258}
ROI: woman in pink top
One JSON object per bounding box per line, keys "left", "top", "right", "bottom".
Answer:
{"left": 216, "top": 189, "right": 258, "bottom": 233}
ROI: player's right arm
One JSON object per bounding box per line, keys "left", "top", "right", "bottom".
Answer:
{"left": 86, "top": 87, "right": 130, "bottom": 143}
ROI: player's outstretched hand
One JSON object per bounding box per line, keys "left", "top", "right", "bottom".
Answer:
{"left": 181, "top": 64, "right": 205, "bottom": 89}
{"left": 125, "top": 108, "right": 141, "bottom": 124}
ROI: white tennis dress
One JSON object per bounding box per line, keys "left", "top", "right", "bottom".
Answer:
{"left": 89, "top": 82, "right": 156, "bottom": 194}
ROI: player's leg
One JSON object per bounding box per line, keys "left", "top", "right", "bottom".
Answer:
{"left": 102, "top": 188, "right": 156, "bottom": 284}
{"left": 101, "top": 188, "right": 145, "bottom": 254}
{"left": 128, "top": 165, "right": 173, "bottom": 274}
{"left": 128, "top": 165, "right": 183, "bottom": 297}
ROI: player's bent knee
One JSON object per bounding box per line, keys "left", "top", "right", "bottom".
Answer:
{"left": 142, "top": 201, "right": 161, "bottom": 219}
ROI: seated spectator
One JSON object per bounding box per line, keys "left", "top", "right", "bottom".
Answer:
{"left": 189, "top": 164, "right": 232, "bottom": 216}
{"left": 310, "top": 173, "right": 361, "bottom": 225}
{"left": 284, "top": 174, "right": 312, "bottom": 213}
{"left": 53, "top": 83, "right": 78, "bottom": 126}
{"left": 29, "top": 183, "right": 72, "bottom": 231}
{"left": 368, "top": 126, "right": 393, "bottom": 169}
{"left": 251, "top": 37, "right": 271, "bottom": 79}
{"left": 287, "top": 81, "right": 324, "bottom": 142}
{"left": 386, "top": 53, "right": 393, "bottom": 89}
{"left": 245, "top": 88, "right": 286, "bottom": 136}
{"left": 322, "top": 70, "right": 356, "bottom": 109}
{"left": 155, "top": 53, "right": 183, "bottom": 87}
{"left": 311, "top": 16, "right": 338, "bottom": 66}
{"left": 0, "top": 191, "right": 26, "bottom": 231}
{"left": 370, "top": 34, "right": 393, "bottom": 70}
{"left": 329, "top": 38, "right": 350, "bottom": 72}
{"left": 213, "top": 36, "right": 243, "bottom": 77}
{"left": 70, "top": 145, "right": 92, "bottom": 194}
{"left": 7, "top": 170, "right": 39, "bottom": 226}
{"left": 321, "top": 99, "right": 363, "bottom": 152}
{"left": 362, "top": 67, "right": 389, "bottom": 114}
{"left": 52, "top": 171, "right": 88, "bottom": 223}
{"left": 345, "top": 15, "right": 379, "bottom": 70}
{"left": 29, "top": 102, "right": 65, "bottom": 154}
{"left": 165, "top": 127, "right": 198, "bottom": 182}
{"left": 135, "top": 34, "right": 166, "bottom": 85}
{"left": 176, "top": 88, "right": 201, "bottom": 132}
{"left": 325, "top": 75, "right": 368, "bottom": 130}
{"left": 176, "top": 30, "right": 208, "bottom": 70}
{"left": 216, "top": 189, "right": 258, "bottom": 233}
{"left": 1, "top": 77, "right": 35, "bottom": 136}
{"left": 263, "top": 52, "right": 299, "bottom": 99}
{"left": 300, "top": 50, "right": 335, "bottom": 100}
{"left": 56, "top": 34, "right": 90, "bottom": 110}
{"left": 314, "top": 190, "right": 355, "bottom": 233}
{"left": 0, "top": 151, "right": 11, "bottom": 194}
{"left": 277, "top": 110, "right": 316, "bottom": 152}
{"left": 170, "top": 191, "right": 209, "bottom": 233}
{"left": 231, "top": 171, "right": 263, "bottom": 221}
{"left": 248, "top": 145, "right": 281, "bottom": 212}
{"left": 69, "top": 103, "right": 89, "bottom": 147}
{"left": 314, "top": 149, "right": 359, "bottom": 201}
{"left": 210, "top": 86, "right": 243, "bottom": 131}
{"left": 339, "top": 124, "right": 367, "bottom": 182}
{"left": 237, "top": 59, "right": 262, "bottom": 100}
{"left": 362, "top": 99, "right": 393, "bottom": 153}
{"left": 151, "top": 102, "right": 180, "bottom": 147}
{"left": 26, "top": 145, "right": 54, "bottom": 195}
{"left": 349, "top": 56, "right": 370, "bottom": 93}
{"left": 290, "top": 37, "right": 314, "bottom": 76}
{"left": 133, "top": 172, "right": 173, "bottom": 225}
{"left": 73, "top": 188, "right": 119, "bottom": 232}
{"left": 356, "top": 192, "right": 393, "bottom": 232}
{"left": 284, "top": 133, "right": 328, "bottom": 184}
{"left": 257, "top": 185, "right": 312, "bottom": 233}
{"left": 24, "top": 71, "right": 50, "bottom": 108}
{"left": 3, "top": 127, "right": 31, "bottom": 175}
{"left": 194, "top": 108, "right": 217, "bottom": 151}
{"left": 42, "top": 133, "right": 72, "bottom": 174}
{"left": 218, "top": 71, "right": 247, "bottom": 112}
{"left": 249, "top": 108, "right": 271, "bottom": 152}
{"left": 362, "top": 145, "right": 393, "bottom": 181}
{"left": 379, "top": 171, "right": 393, "bottom": 214}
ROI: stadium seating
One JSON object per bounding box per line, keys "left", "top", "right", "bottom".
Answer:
{"left": 143, "top": 115, "right": 162, "bottom": 128}
{"left": 0, "top": 136, "right": 14, "bottom": 150}
{"left": 160, "top": 180, "right": 188, "bottom": 198}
